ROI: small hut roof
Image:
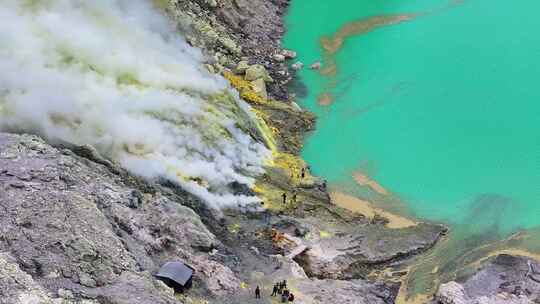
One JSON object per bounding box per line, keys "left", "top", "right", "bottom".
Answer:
{"left": 156, "top": 262, "right": 194, "bottom": 286}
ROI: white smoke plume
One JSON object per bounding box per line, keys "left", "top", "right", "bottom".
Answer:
{"left": 0, "top": 0, "right": 271, "bottom": 208}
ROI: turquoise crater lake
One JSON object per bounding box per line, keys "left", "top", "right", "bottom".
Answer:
{"left": 284, "top": 0, "right": 540, "bottom": 256}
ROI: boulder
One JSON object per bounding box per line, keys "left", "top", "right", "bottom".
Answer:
{"left": 250, "top": 78, "right": 267, "bottom": 100}
{"left": 309, "top": 61, "right": 322, "bottom": 70}
{"left": 291, "top": 61, "right": 304, "bottom": 70}
{"left": 273, "top": 53, "right": 286, "bottom": 62}
{"left": 245, "top": 64, "right": 272, "bottom": 82}
{"left": 281, "top": 49, "right": 297, "bottom": 59}
{"left": 234, "top": 60, "right": 250, "bottom": 74}
{"left": 206, "top": 0, "right": 218, "bottom": 8}
{"left": 437, "top": 282, "right": 467, "bottom": 304}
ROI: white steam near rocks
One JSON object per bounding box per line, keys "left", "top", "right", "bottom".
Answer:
{"left": 0, "top": 0, "right": 271, "bottom": 208}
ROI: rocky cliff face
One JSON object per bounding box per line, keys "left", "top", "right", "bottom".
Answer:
{"left": 0, "top": 132, "right": 410, "bottom": 304}
{"left": 0, "top": 133, "right": 241, "bottom": 303}
{"left": 435, "top": 254, "right": 540, "bottom": 304}
{"left": 159, "top": 0, "right": 294, "bottom": 100}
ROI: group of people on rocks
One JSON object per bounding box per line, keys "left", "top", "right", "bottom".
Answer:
{"left": 254, "top": 280, "right": 294, "bottom": 302}
{"left": 283, "top": 167, "right": 306, "bottom": 205}
{"left": 272, "top": 280, "right": 294, "bottom": 302}
{"left": 281, "top": 191, "right": 297, "bottom": 205}
{"left": 281, "top": 165, "right": 327, "bottom": 206}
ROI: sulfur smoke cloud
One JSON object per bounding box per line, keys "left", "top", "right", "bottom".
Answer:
{"left": 0, "top": 0, "right": 271, "bottom": 208}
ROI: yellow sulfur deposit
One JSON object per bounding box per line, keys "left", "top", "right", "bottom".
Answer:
{"left": 252, "top": 109, "right": 279, "bottom": 156}
{"left": 228, "top": 223, "right": 242, "bottom": 234}
{"left": 319, "top": 230, "right": 333, "bottom": 238}
{"left": 252, "top": 151, "right": 312, "bottom": 211}
{"left": 273, "top": 153, "right": 305, "bottom": 181}
{"left": 223, "top": 71, "right": 268, "bottom": 105}
{"left": 223, "top": 70, "right": 315, "bottom": 211}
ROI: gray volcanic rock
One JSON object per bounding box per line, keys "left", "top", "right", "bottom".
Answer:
{"left": 435, "top": 254, "right": 540, "bottom": 303}
{"left": 161, "top": 0, "right": 293, "bottom": 100}
{"left": 278, "top": 217, "right": 446, "bottom": 280}
{"left": 0, "top": 252, "right": 72, "bottom": 304}
{"left": 0, "top": 133, "right": 240, "bottom": 303}
{"left": 296, "top": 279, "right": 399, "bottom": 304}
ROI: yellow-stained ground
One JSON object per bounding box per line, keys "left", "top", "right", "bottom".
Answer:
{"left": 252, "top": 151, "right": 318, "bottom": 213}
{"left": 330, "top": 192, "right": 417, "bottom": 229}
{"left": 395, "top": 291, "right": 432, "bottom": 304}
{"left": 223, "top": 71, "right": 268, "bottom": 105}
{"left": 469, "top": 248, "right": 540, "bottom": 269}
{"left": 394, "top": 247, "right": 540, "bottom": 304}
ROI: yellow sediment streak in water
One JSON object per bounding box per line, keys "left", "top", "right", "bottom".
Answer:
{"left": 317, "top": 0, "right": 466, "bottom": 106}
{"left": 330, "top": 192, "right": 416, "bottom": 229}
{"left": 317, "top": 14, "right": 416, "bottom": 106}
{"left": 352, "top": 172, "right": 389, "bottom": 196}
{"left": 320, "top": 14, "right": 416, "bottom": 56}
{"left": 317, "top": 92, "right": 334, "bottom": 106}
{"left": 394, "top": 236, "right": 452, "bottom": 304}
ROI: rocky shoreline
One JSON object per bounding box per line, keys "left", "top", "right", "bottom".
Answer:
{"left": 1, "top": 1, "right": 540, "bottom": 304}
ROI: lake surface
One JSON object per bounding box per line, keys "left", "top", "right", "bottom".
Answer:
{"left": 284, "top": 0, "right": 540, "bottom": 298}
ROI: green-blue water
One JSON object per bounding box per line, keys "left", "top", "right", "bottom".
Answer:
{"left": 284, "top": 0, "right": 540, "bottom": 238}
{"left": 285, "top": 2, "right": 540, "bottom": 296}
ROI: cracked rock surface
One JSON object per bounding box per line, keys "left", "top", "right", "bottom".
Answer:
{"left": 0, "top": 133, "right": 239, "bottom": 303}
{"left": 435, "top": 254, "right": 540, "bottom": 304}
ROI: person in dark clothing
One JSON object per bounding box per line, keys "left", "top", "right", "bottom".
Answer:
{"left": 281, "top": 292, "right": 288, "bottom": 303}
{"left": 292, "top": 193, "right": 297, "bottom": 203}
{"left": 283, "top": 289, "right": 290, "bottom": 298}
{"left": 260, "top": 202, "right": 271, "bottom": 224}
{"left": 301, "top": 167, "right": 305, "bottom": 179}
{"left": 288, "top": 293, "right": 295, "bottom": 302}
{"left": 255, "top": 286, "right": 261, "bottom": 299}
{"left": 264, "top": 211, "right": 271, "bottom": 225}
{"left": 282, "top": 193, "right": 287, "bottom": 204}
{"left": 282, "top": 280, "right": 288, "bottom": 289}
{"left": 282, "top": 288, "right": 290, "bottom": 303}
{"left": 271, "top": 283, "right": 278, "bottom": 296}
